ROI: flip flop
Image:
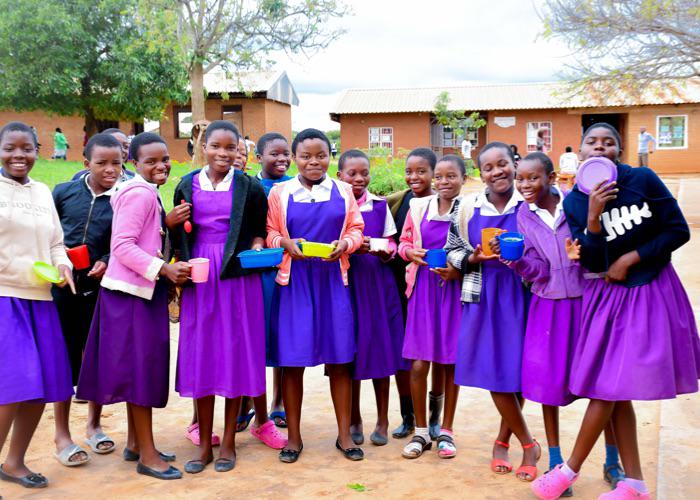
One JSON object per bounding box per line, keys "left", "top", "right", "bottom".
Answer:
{"left": 85, "top": 432, "right": 115, "bottom": 455}
{"left": 236, "top": 409, "right": 255, "bottom": 433}
{"left": 0, "top": 464, "right": 48, "bottom": 489}
{"left": 269, "top": 410, "right": 287, "bottom": 428}
{"left": 54, "top": 444, "right": 89, "bottom": 467}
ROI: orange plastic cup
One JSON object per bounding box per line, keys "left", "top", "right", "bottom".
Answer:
{"left": 481, "top": 228, "right": 506, "bottom": 256}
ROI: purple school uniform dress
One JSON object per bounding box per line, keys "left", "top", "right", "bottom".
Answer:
{"left": 512, "top": 201, "right": 584, "bottom": 406}
{"left": 0, "top": 298, "right": 73, "bottom": 404}
{"left": 455, "top": 203, "right": 529, "bottom": 392}
{"left": 402, "top": 204, "right": 462, "bottom": 364}
{"left": 349, "top": 197, "right": 405, "bottom": 380}
{"left": 176, "top": 176, "right": 266, "bottom": 399}
{"left": 269, "top": 183, "right": 355, "bottom": 366}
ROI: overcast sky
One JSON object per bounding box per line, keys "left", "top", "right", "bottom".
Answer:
{"left": 271, "top": 0, "right": 573, "bottom": 131}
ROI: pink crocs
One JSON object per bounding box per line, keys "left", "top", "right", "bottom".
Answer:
{"left": 599, "top": 481, "right": 650, "bottom": 500}
{"left": 185, "top": 423, "right": 221, "bottom": 447}
{"left": 250, "top": 420, "right": 288, "bottom": 449}
{"left": 531, "top": 464, "right": 577, "bottom": 500}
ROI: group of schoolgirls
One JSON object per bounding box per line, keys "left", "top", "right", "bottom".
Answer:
{"left": 1, "top": 118, "right": 699, "bottom": 499}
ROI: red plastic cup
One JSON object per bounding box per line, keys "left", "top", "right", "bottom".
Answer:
{"left": 189, "top": 258, "right": 210, "bottom": 283}
{"left": 66, "top": 245, "right": 90, "bottom": 270}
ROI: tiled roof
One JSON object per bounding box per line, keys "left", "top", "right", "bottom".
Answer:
{"left": 203, "top": 70, "right": 299, "bottom": 106}
{"left": 330, "top": 79, "right": 700, "bottom": 115}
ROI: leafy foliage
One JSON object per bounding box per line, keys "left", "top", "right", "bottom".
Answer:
{"left": 433, "top": 91, "right": 486, "bottom": 141}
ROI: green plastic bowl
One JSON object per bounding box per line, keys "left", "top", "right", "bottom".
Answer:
{"left": 33, "top": 261, "right": 64, "bottom": 284}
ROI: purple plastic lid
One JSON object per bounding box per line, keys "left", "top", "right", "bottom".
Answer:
{"left": 576, "top": 157, "right": 617, "bottom": 195}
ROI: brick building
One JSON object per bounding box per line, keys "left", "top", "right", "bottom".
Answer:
{"left": 0, "top": 70, "right": 298, "bottom": 162}
{"left": 330, "top": 79, "right": 700, "bottom": 174}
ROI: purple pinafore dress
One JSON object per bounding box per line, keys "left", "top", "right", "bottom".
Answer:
{"left": 176, "top": 175, "right": 266, "bottom": 399}
{"left": 269, "top": 182, "right": 355, "bottom": 367}
{"left": 402, "top": 201, "right": 462, "bottom": 364}
{"left": 349, "top": 197, "right": 405, "bottom": 380}
{"left": 455, "top": 203, "right": 529, "bottom": 392}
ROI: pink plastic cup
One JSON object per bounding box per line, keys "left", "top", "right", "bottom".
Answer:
{"left": 189, "top": 258, "right": 210, "bottom": 283}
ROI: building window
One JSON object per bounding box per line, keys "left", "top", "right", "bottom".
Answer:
{"left": 369, "top": 127, "right": 393, "bottom": 151}
{"left": 443, "top": 127, "right": 456, "bottom": 147}
{"left": 174, "top": 106, "right": 192, "bottom": 139}
{"left": 657, "top": 115, "right": 687, "bottom": 149}
{"left": 222, "top": 105, "right": 243, "bottom": 134}
{"left": 526, "top": 121, "right": 552, "bottom": 152}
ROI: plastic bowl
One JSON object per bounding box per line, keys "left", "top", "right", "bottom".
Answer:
{"left": 300, "top": 242, "right": 335, "bottom": 258}
{"left": 238, "top": 248, "right": 284, "bottom": 269}
{"left": 577, "top": 156, "right": 618, "bottom": 195}
{"left": 425, "top": 249, "right": 447, "bottom": 268}
{"left": 33, "top": 261, "right": 64, "bottom": 284}
{"left": 498, "top": 232, "right": 525, "bottom": 261}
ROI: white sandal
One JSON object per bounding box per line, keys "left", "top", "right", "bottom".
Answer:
{"left": 55, "top": 444, "right": 89, "bottom": 467}
{"left": 85, "top": 432, "right": 115, "bottom": 455}
{"left": 401, "top": 435, "right": 432, "bottom": 459}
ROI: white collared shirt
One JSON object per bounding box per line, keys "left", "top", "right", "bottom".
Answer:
{"left": 425, "top": 196, "right": 458, "bottom": 222}
{"left": 84, "top": 174, "right": 117, "bottom": 198}
{"left": 288, "top": 175, "right": 334, "bottom": 203}
{"left": 358, "top": 192, "right": 397, "bottom": 237}
{"left": 529, "top": 186, "right": 564, "bottom": 230}
{"left": 199, "top": 166, "right": 233, "bottom": 192}
{"left": 474, "top": 189, "right": 524, "bottom": 216}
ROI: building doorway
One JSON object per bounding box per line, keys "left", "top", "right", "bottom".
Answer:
{"left": 581, "top": 113, "right": 627, "bottom": 151}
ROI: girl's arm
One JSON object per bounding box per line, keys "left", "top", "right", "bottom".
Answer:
{"left": 249, "top": 179, "right": 269, "bottom": 241}
{"left": 444, "top": 206, "right": 474, "bottom": 273}
{"left": 340, "top": 194, "right": 365, "bottom": 253}
{"left": 111, "top": 188, "right": 164, "bottom": 282}
{"left": 265, "top": 186, "right": 284, "bottom": 248}
{"left": 398, "top": 212, "right": 416, "bottom": 262}
{"left": 49, "top": 201, "right": 71, "bottom": 270}
{"left": 563, "top": 191, "right": 608, "bottom": 273}
{"left": 510, "top": 217, "right": 550, "bottom": 283}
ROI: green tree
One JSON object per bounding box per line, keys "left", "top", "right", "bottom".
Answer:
{"left": 541, "top": 0, "right": 700, "bottom": 95}
{"left": 433, "top": 91, "right": 486, "bottom": 144}
{"left": 0, "top": 0, "right": 188, "bottom": 135}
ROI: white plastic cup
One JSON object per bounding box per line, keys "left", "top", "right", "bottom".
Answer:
{"left": 369, "top": 238, "right": 389, "bottom": 252}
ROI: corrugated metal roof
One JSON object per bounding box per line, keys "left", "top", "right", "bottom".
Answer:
{"left": 203, "top": 70, "right": 299, "bottom": 106}
{"left": 330, "top": 79, "right": 700, "bottom": 115}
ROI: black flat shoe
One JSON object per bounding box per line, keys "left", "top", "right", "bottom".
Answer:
{"left": 184, "top": 459, "right": 210, "bottom": 474}
{"left": 123, "top": 448, "right": 176, "bottom": 462}
{"left": 136, "top": 462, "right": 182, "bottom": 480}
{"left": 351, "top": 431, "right": 365, "bottom": 446}
{"left": 335, "top": 440, "right": 364, "bottom": 461}
{"left": 279, "top": 443, "right": 303, "bottom": 463}
{"left": 0, "top": 465, "right": 48, "bottom": 489}
{"left": 391, "top": 417, "right": 415, "bottom": 439}
{"left": 214, "top": 457, "right": 236, "bottom": 473}
{"left": 370, "top": 431, "right": 388, "bottom": 446}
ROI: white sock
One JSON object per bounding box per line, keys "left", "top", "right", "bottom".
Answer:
{"left": 415, "top": 426, "right": 430, "bottom": 442}
{"left": 560, "top": 463, "right": 578, "bottom": 481}
{"left": 624, "top": 478, "right": 648, "bottom": 493}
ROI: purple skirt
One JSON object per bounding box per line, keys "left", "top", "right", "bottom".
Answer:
{"left": 403, "top": 266, "right": 461, "bottom": 365}
{"left": 571, "top": 264, "right": 700, "bottom": 401}
{"left": 0, "top": 297, "right": 73, "bottom": 404}
{"left": 522, "top": 296, "right": 581, "bottom": 406}
{"left": 77, "top": 283, "right": 170, "bottom": 408}
{"left": 176, "top": 240, "right": 266, "bottom": 399}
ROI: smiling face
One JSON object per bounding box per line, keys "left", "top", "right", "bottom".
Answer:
{"left": 434, "top": 160, "right": 465, "bottom": 201}
{"left": 337, "top": 156, "right": 371, "bottom": 198}
{"left": 259, "top": 138, "right": 291, "bottom": 179}
{"left": 515, "top": 158, "right": 555, "bottom": 205}
{"left": 479, "top": 146, "right": 515, "bottom": 195}
{"left": 580, "top": 126, "right": 621, "bottom": 162}
{"left": 204, "top": 128, "right": 238, "bottom": 175}
{"left": 232, "top": 137, "right": 247, "bottom": 170}
{"left": 404, "top": 156, "right": 433, "bottom": 197}
{"left": 134, "top": 142, "right": 170, "bottom": 185}
{"left": 86, "top": 146, "right": 123, "bottom": 191}
{"left": 294, "top": 138, "right": 330, "bottom": 184}
{"left": 0, "top": 130, "right": 37, "bottom": 183}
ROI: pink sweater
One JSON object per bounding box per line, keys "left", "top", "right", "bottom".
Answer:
{"left": 100, "top": 178, "right": 166, "bottom": 300}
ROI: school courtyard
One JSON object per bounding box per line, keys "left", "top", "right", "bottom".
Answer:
{"left": 12, "top": 176, "right": 700, "bottom": 499}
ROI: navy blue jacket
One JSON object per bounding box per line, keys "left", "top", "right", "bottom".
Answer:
{"left": 563, "top": 163, "right": 690, "bottom": 287}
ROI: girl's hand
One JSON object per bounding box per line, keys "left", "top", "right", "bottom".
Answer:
{"left": 251, "top": 237, "right": 264, "bottom": 251}
{"left": 406, "top": 248, "right": 427, "bottom": 266}
{"left": 87, "top": 260, "right": 107, "bottom": 279}
{"left": 356, "top": 237, "right": 371, "bottom": 255}
{"left": 281, "top": 238, "right": 306, "bottom": 260}
{"left": 488, "top": 236, "right": 501, "bottom": 257}
{"left": 605, "top": 250, "right": 640, "bottom": 283}
{"left": 565, "top": 238, "right": 581, "bottom": 261}
{"left": 468, "top": 244, "right": 498, "bottom": 265}
{"left": 57, "top": 264, "right": 76, "bottom": 294}
{"left": 431, "top": 263, "right": 461, "bottom": 281}
{"left": 588, "top": 180, "right": 618, "bottom": 224}
{"left": 370, "top": 249, "right": 393, "bottom": 261}
{"left": 324, "top": 240, "right": 349, "bottom": 262}
{"left": 165, "top": 202, "right": 192, "bottom": 231}
{"left": 160, "top": 261, "right": 191, "bottom": 285}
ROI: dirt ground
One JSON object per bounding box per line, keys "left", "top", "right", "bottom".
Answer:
{"left": 3, "top": 176, "right": 700, "bottom": 499}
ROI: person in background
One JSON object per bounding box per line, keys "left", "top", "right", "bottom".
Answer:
{"left": 30, "top": 126, "right": 41, "bottom": 154}
{"left": 638, "top": 126, "right": 655, "bottom": 168}
{"left": 536, "top": 129, "right": 548, "bottom": 155}
{"left": 558, "top": 146, "right": 579, "bottom": 190}
{"left": 510, "top": 144, "right": 522, "bottom": 167}
{"left": 461, "top": 137, "right": 472, "bottom": 162}
{"left": 331, "top": 142, "right": 338, "bottom": 159}
{"left": 244, "top": 135, "right": 256, "bottom": 163}
{"left": 52, "top": 127, "right": 68, "bottom": 160}
{"left": 233, "top": 136, "right": 249, "bottom": 172}
{"left": 72, "top": 129, "right": 135, "bottom": 182}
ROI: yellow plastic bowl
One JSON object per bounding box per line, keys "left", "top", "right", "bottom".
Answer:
{"left": 300, "top": 241, "right": 335, "bottom": 258}
{"left": 33, "top": 261, "right": 64, "bottom": 284}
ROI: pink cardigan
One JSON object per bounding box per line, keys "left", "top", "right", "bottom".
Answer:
{"left": 100, "top": 179, "right": 166, "bottom": 300}
{"left": 266, "top": 178, "right": 365, "bottom": 286}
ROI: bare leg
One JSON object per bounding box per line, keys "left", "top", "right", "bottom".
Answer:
{"left": 327, "top": 363, "right": 354, "bottom": 449}
{"left": 128, "top": 403, "right": 168, "bottom": 471}
{"left": 492, "top": 394, "right": 524, "bottom": 469}
{"left": 251, "top": 393, "right": 270, "bottom": 428}
{"left": 282, "top": 367, "right": 304, "bottom": 451}
{"left": 567, "top": 399, "right": 616, "bottom": 472}
{"left": 0, "top": 403, "right": 19, "bottom": 456}
{"left": 3, "top": 402, "right": 45, "bottom": 477}
{"left": 395, "top": 369, "right": 411, "bottom": 397}
{"left": 190, "top": 400, "right": 197, "bottom": 426}
{"left": 410, "top": 360, "right": 431, "bottom": 428}
{"left": 543, "top": 405, "right": 560, "bottom": 448}
{"left": 85, "top": 401, "right": 112, "bottom": 451}
{"left": 350, "top": 379, "right": 363, "bottom": 436}
{"left": 372, "top": 377, "right": 390, "bottom": 438}
{"left": 270, "top": 367, "right": 284, "bottom": 416}
{"left": 430, "top": 363, "right": 445, "bottom": 396}
{"left": 220, "top": 397, "right": 241, "bottom": 461}
{"left": 490, "top": 392, "right": 538, "bottom": 480}
{"left": 190, "top": 396, "right": 215, "bottom": 464}
{"left": 126, "top": 403, "right": 137, "bottom": 451}
{"left": 611, "top": 401, "right": 642, "bottom": 480}
{"left": 440, "top": 364, "right": 459, "bottom": 431}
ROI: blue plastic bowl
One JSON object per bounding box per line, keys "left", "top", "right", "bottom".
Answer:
{"left": 238, "top": 248, "right": 284, "bottom": 269}
{"left": 425, "top": 249, "right": 447, "bottom": 268}
{"left": 498, "top": 232, "right": 525, "bottom": 260}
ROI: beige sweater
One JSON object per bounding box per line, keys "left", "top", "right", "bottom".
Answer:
{"left": 0, "top": 175, "right": 71, "bottom": 300}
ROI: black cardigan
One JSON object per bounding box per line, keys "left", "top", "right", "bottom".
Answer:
{"left": 171, "top": 169, "right": 268, "bottom": 278}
